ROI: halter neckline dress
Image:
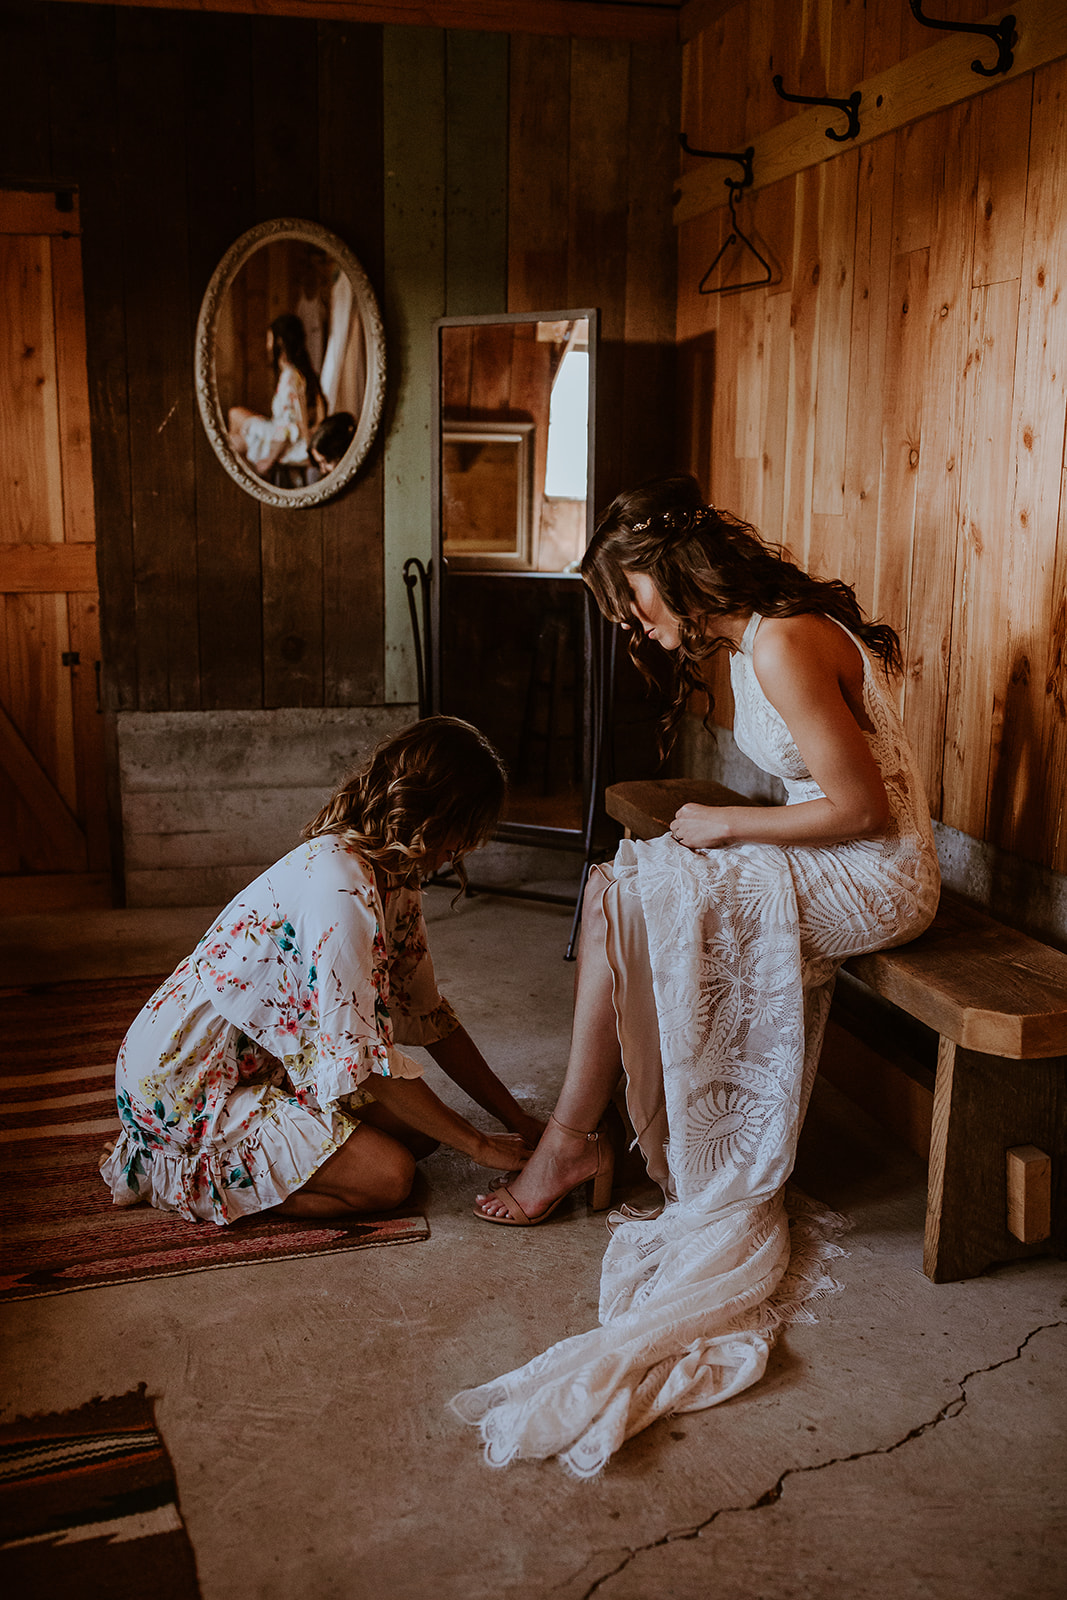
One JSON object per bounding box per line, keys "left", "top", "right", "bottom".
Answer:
{"left": 452, "top": 612, "right": 940, "bottom": 1477}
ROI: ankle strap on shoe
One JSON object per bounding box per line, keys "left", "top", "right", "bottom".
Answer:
{"left": 550, "top": 1113, "right": 598, "bottom": 1142}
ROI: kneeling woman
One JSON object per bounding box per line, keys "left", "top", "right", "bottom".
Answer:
{"left": 101, "top": 718, "right": 539, "bottom": 1224}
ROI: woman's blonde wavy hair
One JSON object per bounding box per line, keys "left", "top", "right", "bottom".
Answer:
{"left": 302, "top": 716, "right": 506, "bottom": 881}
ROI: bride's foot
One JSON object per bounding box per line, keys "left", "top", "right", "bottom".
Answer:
{"left": 474, "top": 1114, "right": 612, "bottom": 1225}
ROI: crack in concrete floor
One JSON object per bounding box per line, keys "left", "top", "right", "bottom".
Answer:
{"left": 575, "top": 1319, "right": 1067, "bottom": 1599}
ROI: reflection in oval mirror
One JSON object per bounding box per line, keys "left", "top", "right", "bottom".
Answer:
{"left": 195, "top": 219, "right": 385, "bottom": 509}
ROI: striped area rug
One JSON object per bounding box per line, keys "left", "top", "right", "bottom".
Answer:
{"left": 0, "top": 1386, "right": 200, "bottom": 1596}
{"left": 0, "top": 975, "right": 429, "bottom": 1303}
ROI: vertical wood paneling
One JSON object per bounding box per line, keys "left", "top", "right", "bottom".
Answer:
{"left": 320, "top": 21, "right": 386, "bottom": 709}
{"left": 903, "top": 99, "right": 979, "bottom": 809}
{"left": 47, "top": 5, "right": 136, "bottom": 717}
{"left": 783, "top": 167, "right": 820, "bottom": 566}
{"left": 186, "top": 10, "right": 263, "bottom": 713}
{"left": 622, "top": 38, "right": 679, "bottom": 487}
{"left": 874, "top": 245, "right": 928, "bottom": 657}
{"left": 680, "top": 2, "right": 1067, "bottom": 874}
{"left": 972, "top": 77, "right": 1033, "bottom": 289}
{"left": 507, "top": 34, "right": 570, "bottom": 313}
{"left": 117, "top": 8, "right": 200, "bottom": 714}
{"left": 383, "top": 25, "right": 446, "bottom": 703}
{"left": 810, "top": 149, "right": 857, "bottom": 523}
{"left": 843, "top": 137, "right": 896, "bottom": 610}
{"left": 252, "top": 16, "right": 323, "bottom": 710}
{"left": 445, "top": 31, "right": 508, "bottom": 317}
{"left": 942, "top": 280, "right": 1020, "bottom": 836}
{"left": 568, "top": 37, "right": 631, "bottom": 503}
{"left": 1007, "top": 62, "right": 1067, "bottom": 868}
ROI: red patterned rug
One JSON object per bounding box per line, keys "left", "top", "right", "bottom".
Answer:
{"left": 0, "top": 975, "right": 429, "bottom": 1303}
{"left": 0, "top": 1386, "right": 200, "bottom": 1596}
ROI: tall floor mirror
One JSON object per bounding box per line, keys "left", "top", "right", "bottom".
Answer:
{"left": 430, "top": 309, "right": 603, "bottom": 859}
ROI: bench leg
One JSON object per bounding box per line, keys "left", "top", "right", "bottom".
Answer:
{"left": 924, "top": 1040, "right": 1066, "bottom": 1282}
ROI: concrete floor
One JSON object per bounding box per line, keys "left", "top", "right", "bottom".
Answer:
{"left": 3, "top": 881, "right": 1066, "bottom": 1599}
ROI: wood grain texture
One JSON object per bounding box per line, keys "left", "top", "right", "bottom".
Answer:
{"left": 1006, "top": 1143, "right": 1052, "bottom": 1242}
{"left": 675, "top": 0, "right": 1067, "bottom": 223}
{"left": 679, "top": 4, "right": 1067, "bottom": 874}
{"left": 55, "top": 0, "right": 680, "bottom": 43}
{"left": 925, "top": 1039, "right": 1065, "bottom": 1281}
{"left": 507, "top": 33, "right": 570, "bottom": 313}
{"left": 445, "top": 29, "right": 508, "bottom": 317}
{"left": 117, "top": 7, "right": 200, "bottom": 714}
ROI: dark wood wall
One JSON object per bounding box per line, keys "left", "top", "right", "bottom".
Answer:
{"left": 1, "top": 2, "right": 680, "bottom": 718}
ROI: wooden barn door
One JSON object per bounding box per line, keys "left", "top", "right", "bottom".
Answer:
{"left": 0, "top": 189, "right": 112, "bottom": 913}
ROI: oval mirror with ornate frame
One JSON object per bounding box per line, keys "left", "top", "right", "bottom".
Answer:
{"left": 195, "top": 218, "right": 386, "bottom": 509}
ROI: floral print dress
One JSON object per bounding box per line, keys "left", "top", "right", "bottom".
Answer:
{"left": 101, "top": 837, "right": 458, "bottom": 1225}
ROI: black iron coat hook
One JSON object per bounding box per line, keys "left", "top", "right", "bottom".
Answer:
{"left": 771, "top": 75, "right": 861, "bottom": 141}
{"left": 908, "top": 2, "right": 1016, "bottom": 77}
{"left": 678, "top": 136, "right": 755, "bottom": 191}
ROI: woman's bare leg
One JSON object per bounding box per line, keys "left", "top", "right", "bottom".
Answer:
{"left": 271, "top": 1123, "right": 415, "bottom": 1219}
{"left": 476, "top": 870, "right": 621, "bottom": 1219}
{"left": 354, "top": 1099, "right": 441, "bottom": 1160}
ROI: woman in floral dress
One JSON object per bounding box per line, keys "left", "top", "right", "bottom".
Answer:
{"left": 102, "top": 718, "right": 540, "bottom": 1225}
{"left": 455, "top": 477, "right": 940, "bottom": 1475}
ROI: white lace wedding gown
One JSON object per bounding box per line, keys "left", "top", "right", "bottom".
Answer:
{"left": 451, "top": 614, "right": 940, "bottom": 1476}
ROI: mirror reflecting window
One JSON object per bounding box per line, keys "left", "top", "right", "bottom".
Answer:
{"left": 195, "top": 219, "right": 385, "bottom": 509}
{"left": 439, "top": 317, "right": 590, "bottom": 573}
{"left": 432, "top": 310, "right": 599, "bottom": 844}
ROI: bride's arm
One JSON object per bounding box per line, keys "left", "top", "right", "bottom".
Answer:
{"left": 671, "top": 614, "right": 890, "bottom": 850}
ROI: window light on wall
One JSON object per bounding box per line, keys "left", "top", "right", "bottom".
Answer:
{"left": 544, "top": 350, "right": 589, "bottom": 499}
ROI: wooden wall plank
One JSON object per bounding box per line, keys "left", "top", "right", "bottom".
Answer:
{"left": 567, "top": 36, "right": 631, "bottom": 504}
{"left": 842, "top": 135, "right": 896, "bottom": 612}
{"left": 185, "top": 9, "right": 264, "bottom": 714}
{"left": 942, "top": 279, "right": 1021, "bottom": 837}
{"left": 622, "top": 38, "right": 681, "bottom": 489}
{"left": 507, "top": 34, "right": 570, "bottom": 313}
{"left": 0, "top": 543, "right": 97, "bottom": 592}
{"left": 902, "top": 98, "right": 980, "bottom": 812}
{"left": 445, "top": 30, "right": 508, "bottom": 316}
{"left": 47, "top": 5, "right": 137, "bottom": 716}
{"left": 50, "top": 233, "right": 96, "bottom": 548}
{"left": 116, "top": 7, "right": 200, "bottom": 713}
{"left": 252, "top": 15, "right": 324, "bottom": 709}
{"left": 1000, "top": 61, "right": 1067, "bottom": 865}
{"left": 972, "top": 75, "right": 1033, "bottom": 289}
{"left": 67, "top": 589, "right": 111, "bottom": 871}
{"left": 319, "top": 20, "right": 386, "bottom": 708}
{"left": 810, "top": 148, "right": 858, "bottom": 523}
{"left": 873, "top": 245, "right": 928, "bottom": 670}
{"left": 0, "top": 1, "right": 52, "bottom": 177}
{"left": 382, "top": 24, "right": 446, "bottom": 704}
{"left": 782, "top": 167, "right": 820, "bottom": 568}
{"left": 0, "top": 234, "right": 64, "bottom": 547}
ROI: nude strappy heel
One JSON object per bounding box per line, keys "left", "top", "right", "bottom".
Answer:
{"left": 473, "top": 1113, "right": 615, "bottom": 1226}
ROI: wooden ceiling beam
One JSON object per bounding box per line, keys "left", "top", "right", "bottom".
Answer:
{"left": 51, "top": 0, "right": 681, "bottom": 43}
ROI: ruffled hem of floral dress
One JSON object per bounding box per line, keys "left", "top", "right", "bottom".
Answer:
{"left": 101, "top": 1095, "right": 363, "bottom": 1226}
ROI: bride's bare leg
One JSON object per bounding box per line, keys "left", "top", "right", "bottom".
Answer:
{"left": 476, "top": 870, "right": 621, "bottom": 1220}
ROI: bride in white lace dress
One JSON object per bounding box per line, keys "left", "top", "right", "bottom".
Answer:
{"left": 453, "top": 476, "right": 940, "bottom": 1476}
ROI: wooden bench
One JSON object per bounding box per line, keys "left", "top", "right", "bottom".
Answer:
{"left": 605, "top": 777, "right": 1067, "bottom": 1283}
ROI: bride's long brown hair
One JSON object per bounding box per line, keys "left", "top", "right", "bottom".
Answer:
{"left": 582, "top": 474, "right": 902, "bottom": 749}
{"left": 303, "top": 716, "right": 506, "bottom": 881}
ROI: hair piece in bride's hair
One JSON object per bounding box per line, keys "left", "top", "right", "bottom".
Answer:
{"left": 581, "top": 474, "right": 903, "bottom": 754}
